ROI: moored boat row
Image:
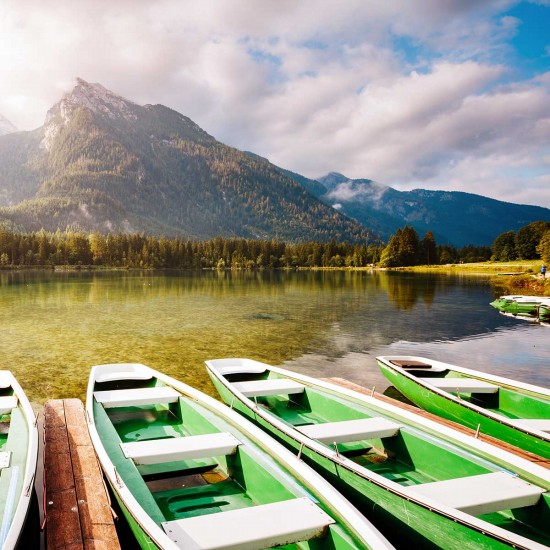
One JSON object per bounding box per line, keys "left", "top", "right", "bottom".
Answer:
{"left": 206, "top": 358, "right": 550, "bottom": 549}
{"left": 6, "top": 354, "right": 550, "bottom": 549}
{"left": 86, "top": 363, "right": 393, "bottom": 549}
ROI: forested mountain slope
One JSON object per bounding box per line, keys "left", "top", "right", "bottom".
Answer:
{"left": 292, "top": 172, "right": 550, "bottom": 246}
{"left": 0, "top": 80, "right": 374, "bottom": 243}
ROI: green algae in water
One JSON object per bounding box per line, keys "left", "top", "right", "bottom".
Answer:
{"left": 0, "top": 270, "right": 374, "bottom": 403}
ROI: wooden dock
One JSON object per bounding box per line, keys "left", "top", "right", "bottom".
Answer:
{"left": 326, "top": 377, "right": 550, "bottom": 470}
{"left": 43, "top": 399, "right": 120, "bottom": 549}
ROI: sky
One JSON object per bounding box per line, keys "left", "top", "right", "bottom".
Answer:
{"left": 1, "top": 0, "right": 549, "bottom": 208}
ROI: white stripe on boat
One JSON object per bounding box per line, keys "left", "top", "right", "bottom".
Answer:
{"left": 161, "top": 497, "right": 335, "bottom": 550}
{"left": 401, "top": 471, "right": 544, "bottom": 516}
{"left": 120, "top": 432, "right": 241, "bottom": 465}
{"left": 94, "top": 386, "right": 180, "bottom": 408}
{"left": 506, "top": 419, "right": 550, "bottom": 433}
{"left": 296, "top": 417, "right": 401, "bottom": 444}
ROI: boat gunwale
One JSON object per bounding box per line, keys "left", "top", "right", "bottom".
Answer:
{"left": 0, "top": 370, "right": 39, "bottom": 550}
{"left": 206, "top": 358, "right": 550, "bottom": 550}
{"left": 86, "top": 363, "right": 392, "bottom": 550}
{"left": 377, "top": 355, "right": 550, "bottom": 442}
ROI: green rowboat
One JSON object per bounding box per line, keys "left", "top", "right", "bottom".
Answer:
{"left": 377, "top": 355, "right": 550, "bottom": 459}
{"left": 0, "top": 371, "right": 38, "bottom": 549}
{"left": 490, "top": 295, "right": 546, "bottom": 316}
{"left": 206, "top": 358, "right": 550, "bottom": 550}
{"left": 86, "top": 363, "right": 392, "bottom": 550}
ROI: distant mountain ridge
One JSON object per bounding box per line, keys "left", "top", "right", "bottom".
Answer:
{"left": 0, "top": 79, "right": 373, "bottom": 243}
{"left": 0, "top": 114, "right": 17, "bottom": 136}
{"left": 1, "top": 79, "right": 547, "bottom": 247}
{"left": 295, "top": 172, "right": 550, "bottom": 246}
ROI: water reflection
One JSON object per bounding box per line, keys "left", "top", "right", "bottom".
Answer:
{"left": 0, "top": 270, "right": 548, "bottom": 403}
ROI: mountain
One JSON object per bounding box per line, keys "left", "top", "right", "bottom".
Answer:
{"left": 0, "top": 115, "right": 17, "bottom": 136}
{"left": 0, "top": 79, "right": 374, "bottom": 243}
{"left": 298, "top": 172, "right": 550, "bottom": 246}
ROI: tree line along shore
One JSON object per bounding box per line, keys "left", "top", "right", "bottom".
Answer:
{"left": 0, "top": 220, "right": 547, "bottom": 274}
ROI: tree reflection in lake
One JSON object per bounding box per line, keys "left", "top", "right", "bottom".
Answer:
{"left": 1, "top": 269, "right": 547, "bottom": 403}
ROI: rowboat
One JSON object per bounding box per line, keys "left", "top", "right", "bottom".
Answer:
{"left": 0, "top": 371, "right": 39, "bottom": 549}
{"left": 86, "top": 363, "right": 392, "bottom": 550}
{"left": 206, "top": 358, "right": 550, "bottom": 549}
{"left": 537, "top": 300, "right": 550, "bottom": 321}
{"left": 377, "top": 355, "right": 550, "bottom": 459}
{"left": 490, "top": 295, "right": 546, "bottom": 316}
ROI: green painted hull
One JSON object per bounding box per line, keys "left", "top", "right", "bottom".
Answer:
{"left": 108, "top": 481, "right": 160, "bottom": 550}
{"left": 208, "top": 369, "right": 549, "bottom": 550}
{"left": 538, "top": 304, "right": 550, "bottom": 321}
{"left": 378, "top": 362, "right": 550, "bottom": 460}
{"left": 490, "top": 297, "right": 544, "bottom": 316}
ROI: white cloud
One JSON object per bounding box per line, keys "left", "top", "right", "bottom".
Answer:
{"left": 0, "top": 0, "right": 548, "bottom": 208}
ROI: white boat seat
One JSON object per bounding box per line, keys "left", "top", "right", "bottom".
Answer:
{"left": 418, "top": 377, "right": 499, "bottom": 394}
{"left": 161, "top": 497, "right": 335, "bottom": 550}
{"left": 95, "top": 371, "right": 153, "bottom": 384}
{"left": 296, "top": 417, "right": 401, "bottom": 444}
{"left": 94, "top": 386, "right": 180, "bottom": 408}
{"left": 402, "top": 471, "right": 545, "bottom": 516}
{"left": 506, "top": 418, "right": 550, "bottom": 433}
{"left": 0, "top": 374, "right": 12, "bottom": 389}
{"left": 121, "top": 432, "right": 241, "bottom": 465}
{"left": 233, "top": 379, "right": 305, "bottom": 398}
{"left": 0, "top": 396, "right": 18, "bottom": 415}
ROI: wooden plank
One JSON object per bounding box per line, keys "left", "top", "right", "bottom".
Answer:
{"left": 44, "top": 399, "right": 120, "bottom": 549}
{"left": 324, "top": 378, "right": 550, "bottom": 470}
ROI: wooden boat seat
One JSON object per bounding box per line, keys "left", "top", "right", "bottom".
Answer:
{"left": 418, "top": 377, "right": 499, "bottom": 394}
{"left": 296, "top": 417, "right": 401, "bottom": 444}
{"left": 94, "top": 386, "right": 180, "bottom": 408}
{"left": 0, "top": 396, "right": 18, "bottom": 415}
{"left": 507, "top": 418, "right": 550, "bottom": 433}
{"left": 402, "top": 471, "right": 545, "bottom": 516}
{"left": 233, "top": 378, "right": 305, "bottom": 398}
{"left": 120, "top": 432, "right": 241, "bottom": 465}
{"left": 161, "top": 497, "right": 335, "bottom": 550}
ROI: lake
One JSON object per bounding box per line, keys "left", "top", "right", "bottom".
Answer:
{"left": 1, "top": 269, "right": 548, "bottom": 404}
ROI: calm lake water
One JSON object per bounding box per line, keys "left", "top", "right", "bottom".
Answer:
{"left": 1, "top": 269, "right": 548, "bottom": 404}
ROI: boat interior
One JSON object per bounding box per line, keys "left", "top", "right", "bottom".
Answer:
{"left": 388, "top": 359, "right": 550, "bottom": 427}
{"left": 220, "top": 368, "right": 550, "bottom": 545}
{"left": 92, "top": 374, "right": 358, "bottom": 550}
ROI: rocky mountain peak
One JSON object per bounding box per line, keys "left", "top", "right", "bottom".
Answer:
{"left": 42, "top": 78, "right": 139, "bottom": 149}
{"left": 0, "top": 114, "right": 17, "bottom": 136}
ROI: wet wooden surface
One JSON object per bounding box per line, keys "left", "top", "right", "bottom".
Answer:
{"left": 325, "top": 377, "right": 550, "bottom": 470}
{"left": 44, "top": 399, "right": 120, "bottom": 549}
